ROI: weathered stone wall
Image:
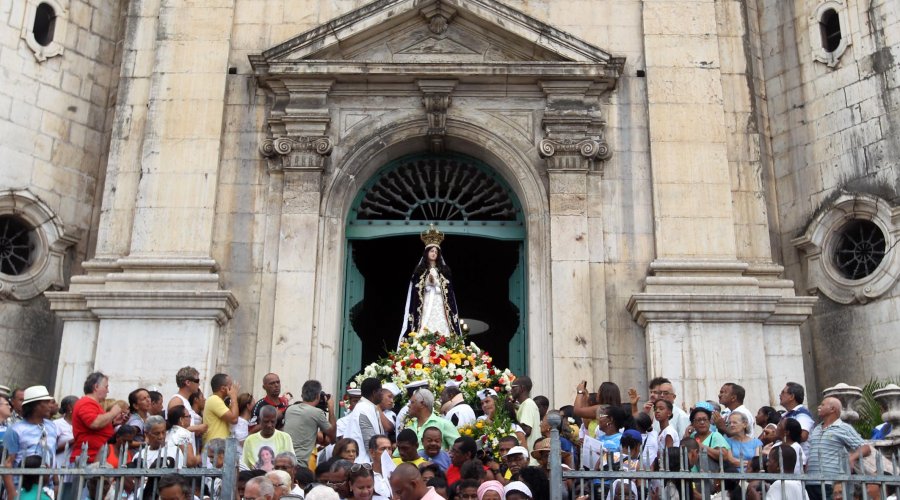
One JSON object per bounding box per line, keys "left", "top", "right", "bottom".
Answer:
{"left": 758, "top": 0, "right": 900, "bottom": 393}
{"left": 0, "top": 0, "right": 124, "bottom": 387}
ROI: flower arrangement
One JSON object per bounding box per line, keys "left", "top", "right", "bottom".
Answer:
{"left": 354, "top": 329, "right": 516, "bottom": 408}
{"left": 459, "top": 406, "right": 520, "bottom": 462}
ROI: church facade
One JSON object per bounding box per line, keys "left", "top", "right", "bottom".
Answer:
{"left": 0, "top": 0, "right": 898, "bottom": 404}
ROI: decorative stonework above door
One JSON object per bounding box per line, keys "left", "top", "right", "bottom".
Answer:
{"left": 249, "top": 0, "right": 624, "bottom": 173}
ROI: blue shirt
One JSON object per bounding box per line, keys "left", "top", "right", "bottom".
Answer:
{"left": 598, "top": 432, "right": 622, "bottom": 454}
{"left": 727, "top": 438, "right": 763, "bottom": 461}
{"left": 419, "top": 449, "right": 451, "bottom": 471}
{"left": 3, "top": 419, "right": 59, "bottom": 467}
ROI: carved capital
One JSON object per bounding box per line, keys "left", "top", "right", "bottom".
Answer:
{"left": 538, "top": 137, "right": 611, "bottom": 173}
{"left": 260, "top": 136, "right": 334, "bottom": 171}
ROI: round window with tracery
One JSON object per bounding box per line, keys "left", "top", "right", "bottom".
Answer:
{"left": 832, "top": 219, "right": 886, "bottom": 280}
{"left": 0, "top": 215, "right": 36, "bottom": 276}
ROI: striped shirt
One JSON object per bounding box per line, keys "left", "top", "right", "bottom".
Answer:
{"left": 806, "top": 419, "right": 864, "bottom": 482}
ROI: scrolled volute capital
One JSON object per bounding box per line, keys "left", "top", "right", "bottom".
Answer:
{"left": 259, "top": 135, "right": 334, "bottom": 171}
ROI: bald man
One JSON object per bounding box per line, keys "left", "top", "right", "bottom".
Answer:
{"left": 389, "top": 463, "right": 444, "bottom": 500}
{"left": 805, "top": 397, "right": 870, "bottom": 500}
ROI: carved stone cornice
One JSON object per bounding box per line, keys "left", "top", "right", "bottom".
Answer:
{"left": 418, "top": 80, "right": 457, "bottom": 152}
{"left": 260, "top": 135, "right": 334, "bottom": 171}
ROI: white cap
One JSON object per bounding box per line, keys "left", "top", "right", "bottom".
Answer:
{"left": 504, "top": 446, "right": 529, "bottom": 458}
{"left": 347, "top": 388, "right": 361, "bottom": 397}
{"left": 404, "top": 380, "right": 429, "bottom": 396}
{"left": 477, "top": 388, "right": 497, "bottom": 400}
{"left": 383, "top": 382, "right": 401, "bottom": 397}
{"left": 504, "top": 481, "right": 533, "bottom": 497}
{"left": 444, "top": 380, "right": 460, "bottom": 389}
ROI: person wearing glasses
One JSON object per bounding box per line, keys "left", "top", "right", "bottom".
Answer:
{"left": 316, "top": 458, "right": 353, "bottom": 499}
{"left": 166, "top": 366, "right": 208, "bottom": 439}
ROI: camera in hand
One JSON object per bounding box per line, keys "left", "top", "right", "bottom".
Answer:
{"left": 317, "top": 391, "right": 330, "bottom": 411}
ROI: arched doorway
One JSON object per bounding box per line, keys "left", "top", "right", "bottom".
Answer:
{"left": 339, "top": 153, "right": 527, "bottom": 386}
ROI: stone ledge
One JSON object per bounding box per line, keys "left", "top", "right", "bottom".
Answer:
{"left": 627, "top": 293, "right": 781, "bottom": 326}
{"left": 47, "top": 290, "right": 238, "bottom": 325}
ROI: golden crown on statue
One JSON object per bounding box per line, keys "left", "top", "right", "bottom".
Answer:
{"left": 421, "top": 223, "right": 445, "bottom": 247}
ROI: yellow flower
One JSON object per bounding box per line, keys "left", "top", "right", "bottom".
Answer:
{"left": 409, "top": 332, "right": 417, "bottom": 337}
{"left": 423, "top": 367, "right": 431, "bottom": 374}
{"left": 439, "top": 359, "right": 447, "bottom": 367}
{"left": 414, "top": 363, "right": 423, "bottom": 369}
{"left": 468, "top": 381, "right": 479, "bottom": 388}
{"left": 476, "top": 421, "right": 484, "bottom": 429}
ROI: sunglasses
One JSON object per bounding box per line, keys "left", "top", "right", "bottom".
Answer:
{"left": 350, "top": 463, "right": 373, "bottom": 472}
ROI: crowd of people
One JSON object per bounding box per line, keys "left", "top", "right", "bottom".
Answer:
{"left": 0, "top": 371, "right": 895, "bottom": 500}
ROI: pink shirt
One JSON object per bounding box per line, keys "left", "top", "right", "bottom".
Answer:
{"left": 421, "top": 486, "right": 446, "bottom": 500}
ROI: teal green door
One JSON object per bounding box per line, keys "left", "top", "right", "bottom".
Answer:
{"left": 338, "top": 153, "right": 528, "bottom": 386}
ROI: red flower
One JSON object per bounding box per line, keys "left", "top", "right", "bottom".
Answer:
{"left": 455, "top": 375, "right": 464, "bottom": 382}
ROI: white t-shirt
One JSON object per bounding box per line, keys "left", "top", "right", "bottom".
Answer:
{"left": 445, "top": 403, "right": 476, "bottom": 428}
{"left": 765, "top": 480, "right": 809, "bottom": 500}
{"left": 773, "top": 440, "right": 806, "bottom": 473}
{"left": 54, "top": 418, "right": 74, "bottom": 466}
{"left": 657, "top": 425, "right": 680, "bottom": 450}
{"left": 132, "top": 445, "right": 186, "bottom": 469}
{"left": 232, "top": 417, "right": 249, "bottom": 456}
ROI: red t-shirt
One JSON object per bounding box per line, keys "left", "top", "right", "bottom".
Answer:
{"left": 71, "top": 396, "right": 114, "bottom": 463}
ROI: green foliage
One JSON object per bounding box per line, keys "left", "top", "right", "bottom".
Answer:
{"left": 853, "top": 377, "right": 900, "bottom": 438}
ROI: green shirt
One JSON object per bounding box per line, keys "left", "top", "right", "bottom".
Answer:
{"left": 407, "top": 412, "right": 460, "bottom": 451}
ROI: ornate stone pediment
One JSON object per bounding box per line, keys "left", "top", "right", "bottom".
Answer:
{"left": 249, "top": 0, "right": 624, "bottom": 168}
{"left": 254, "top": 0, "right": 618, "bottom": 67}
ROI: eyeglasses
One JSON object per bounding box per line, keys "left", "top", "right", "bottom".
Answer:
{"left": 189, "top": 378, "right": 200, "bottom": 384}
{"left": 350, "top": 463, "right": 372, "bottom": 472}
{"left": 325, "top": 480, "right": 347, "bottom": 488}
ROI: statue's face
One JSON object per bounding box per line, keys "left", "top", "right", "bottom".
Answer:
{"left": 427, "top": 246, "right": 439, "bottom": 263}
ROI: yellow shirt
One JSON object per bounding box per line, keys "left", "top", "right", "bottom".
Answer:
{"left": 393, "top": 456, "right": 427, "bottom": 467}
{"left": 202, "top": 395, "right": 231, "bottom": 444}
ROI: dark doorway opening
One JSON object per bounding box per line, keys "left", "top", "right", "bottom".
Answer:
{"left": 348, "top": 235, "right": 521, "bottom": 374}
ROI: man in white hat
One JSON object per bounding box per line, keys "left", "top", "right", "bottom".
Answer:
{"left": 2, "top": 385, "right": 59, "bottom": 493}
{"left": 503, "top": 446, "right": 530, "bottom": 481}
{"left": 378, "top": 382, "right": 401, "bottom": 436}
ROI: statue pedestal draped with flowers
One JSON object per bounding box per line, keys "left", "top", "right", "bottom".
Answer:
{"left": 354, "top": 225, "right": 520, "bottom": 459}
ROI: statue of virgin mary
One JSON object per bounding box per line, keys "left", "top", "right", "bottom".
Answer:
{"left": 399, "top": 225, "right": 463, "bottom": 345}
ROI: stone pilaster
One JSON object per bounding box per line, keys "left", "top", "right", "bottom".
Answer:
{"left": 627, "top": 0, "right": 815, "bottom": 408}
{"left": 47, "top": 0, "right": 238, "bottom": 399}
{"left": 539, "top": 80, "right": 612, "bottom": 401}
{"left": 254, "top": 79, "right": 334, "bottom": 390}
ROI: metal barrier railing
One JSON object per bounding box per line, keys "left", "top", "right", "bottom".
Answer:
{"left": 0, "top": 437, "right": 237, "bottom": 500}
{"left": 548, "top": 422, "right": 900, "bottom": 500}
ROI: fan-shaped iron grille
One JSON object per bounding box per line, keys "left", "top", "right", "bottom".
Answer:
{"left": 0, "top": 215, "right": 36, "bottom": 276}
{"left": 355, "top": 156, "right": 519, "bottom": 222}
{"left": 833, "top": 219, "right": 886, "bottom": 280}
